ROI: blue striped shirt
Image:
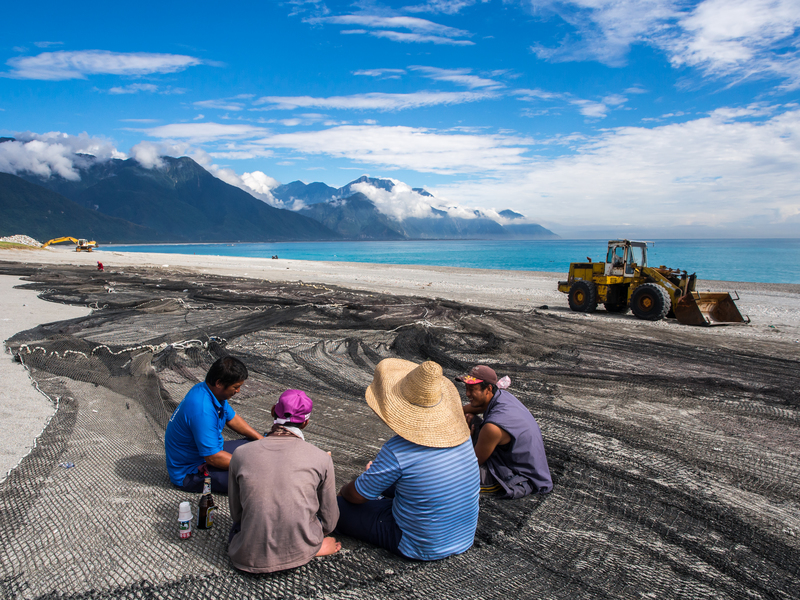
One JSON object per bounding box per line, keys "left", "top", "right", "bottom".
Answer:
{"left": 355, "top": 436, "right": 479, "bottom": 560}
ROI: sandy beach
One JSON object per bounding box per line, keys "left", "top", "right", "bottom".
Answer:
{"left": 0, "top": 274, "right": 90, "bottom": 481}
{"left": 1, "top": 245, "right": 798, "bottom": 600}
{"left": 4, "top": 245, "right": 800, "bottom": 340}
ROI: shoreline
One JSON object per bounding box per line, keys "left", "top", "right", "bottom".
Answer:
{"left": 1, "top": 247, "right": 798, "bottom": 346}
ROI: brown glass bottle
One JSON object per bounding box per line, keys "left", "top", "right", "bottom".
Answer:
{"left": 197, "top": 473, "right": 216, "bottom": 529}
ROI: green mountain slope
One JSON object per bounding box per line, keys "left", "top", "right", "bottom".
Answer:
{"left": 0, "top": 173, "right": 158, "bottom": 242}
{"left": 19, "top": 156, "right": 341, "bottom": 242}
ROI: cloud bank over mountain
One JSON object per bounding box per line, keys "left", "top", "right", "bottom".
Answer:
{"left": 0, "top": 132, "right": 536, "bottom": 229}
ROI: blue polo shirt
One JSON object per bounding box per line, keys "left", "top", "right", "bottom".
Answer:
{"left": 355, "top": 436, "right": 479, "bottom": 561}
{"left": 164, "top": 382, "right": 236, "bottom": 486}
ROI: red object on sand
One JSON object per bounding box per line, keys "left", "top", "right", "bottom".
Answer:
{"left": 97, "top": 262, "right": 104, "bottom": 271}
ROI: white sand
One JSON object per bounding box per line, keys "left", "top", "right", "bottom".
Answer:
{"left": 1, "top": 245, "right": 798, "bottom": 481}
{"left": 0, "top": 275, "right": 91, "bottom": 482}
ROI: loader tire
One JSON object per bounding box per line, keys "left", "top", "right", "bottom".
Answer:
{"left": 630, "top": 283, "right": 670, "bottom": 321}
{"left": 604, "top": 300, "right": 630, "bottom": 314}
{"left": 568, "top": 281, "right": 598, "bottom": 313}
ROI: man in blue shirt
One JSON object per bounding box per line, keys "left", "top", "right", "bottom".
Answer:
{"left": 336, "top": 359, "right": 479, "bottom": 561}
{"left": 165, "top": 356, "right": 264, "bottom": 494}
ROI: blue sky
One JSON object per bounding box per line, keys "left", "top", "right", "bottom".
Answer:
{"left": 1, "top": 0, "right": 799, "bottom": 238}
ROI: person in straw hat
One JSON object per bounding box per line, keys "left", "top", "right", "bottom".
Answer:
{"left": 336, "top": 358, "right": 479, "bottom": 561}
{"left": 457, "top": 365, "right": 552, "bottom": 499}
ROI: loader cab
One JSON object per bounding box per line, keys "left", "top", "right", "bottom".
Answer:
{"left": 605, "top": 240, "right": 648, "bottom": 277}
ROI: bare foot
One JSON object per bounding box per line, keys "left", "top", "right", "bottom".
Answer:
{"left": 316, "top": 536, "right": 342, "bottom": 557}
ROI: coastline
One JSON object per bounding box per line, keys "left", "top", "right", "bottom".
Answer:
{"left": 2, "top": 246, "right": 798, "bottom": 342}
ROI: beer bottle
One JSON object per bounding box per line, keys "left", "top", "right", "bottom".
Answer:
{"left": 197, "top": 472, "right": 216, "bottom": 529}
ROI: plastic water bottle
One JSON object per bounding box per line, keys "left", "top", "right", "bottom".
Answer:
{"left": 178, "top": 501, "right": 192, "bottom": 539}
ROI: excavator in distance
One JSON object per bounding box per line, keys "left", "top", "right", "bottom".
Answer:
{"left": 43, "top": 237, "right": 98, "bottom": 252}
{"left": 557, "top": 240, "right": 748, "bottom": 326}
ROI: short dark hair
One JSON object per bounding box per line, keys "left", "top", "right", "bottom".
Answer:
{"left": 478, "top": 381, "right": 498, "bottom": 395}
{"left": 205, "top": 356, "right": 248, "bottom": 387}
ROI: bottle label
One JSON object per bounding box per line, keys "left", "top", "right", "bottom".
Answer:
{"left": 202, "top": 479, "right": 211, "bottom": 495}
{"left": 205, "top": 505, "right": 217, "bottom": 528}
{"left": 179, "top": 520, "right": 192, "bottom": 539}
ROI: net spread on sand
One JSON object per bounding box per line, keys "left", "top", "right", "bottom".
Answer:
{"left": 1, "top": 262, "right": 798, "bottom": 600}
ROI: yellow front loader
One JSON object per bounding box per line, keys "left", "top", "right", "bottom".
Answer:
{"left": 43, "top": 237, "right": 98, "bottom": 252}
{"left": 557, "top": 240, "right": 748, "bottom": 326}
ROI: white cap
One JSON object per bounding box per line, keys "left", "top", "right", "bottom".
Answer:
{"left": 178, "top": 501, "right": 192, "bottom": 521}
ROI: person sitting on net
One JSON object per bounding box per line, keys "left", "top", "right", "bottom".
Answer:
{"left": 458, "top": 365, "right": 553, "bottom": 499}
{"left": 227, "top": 389, "right": 340, "bottom": 573}
{"left": 164, "top": 356, "right": 263, "bottom": 494}
{"left": 336, "top": 359, "right": 479, "bottom": 561}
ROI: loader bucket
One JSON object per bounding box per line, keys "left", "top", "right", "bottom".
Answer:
{"left": 674, "top": 292, "right": 749, "bottom": 326}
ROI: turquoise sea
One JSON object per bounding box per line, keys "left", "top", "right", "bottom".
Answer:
{"left": 100, "top": 239, "right": 800, "bottom": 284}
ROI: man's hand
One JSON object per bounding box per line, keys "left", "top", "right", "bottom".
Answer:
{"left": 226, "top": 414, "right": 263, "bottom": 440}
{"left": 338, "top": 480, "right": 368, "bottom": 504}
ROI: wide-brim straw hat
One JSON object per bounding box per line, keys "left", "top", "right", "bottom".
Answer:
{"left": 365, "top": 358, "right": 469, "bottom": 448}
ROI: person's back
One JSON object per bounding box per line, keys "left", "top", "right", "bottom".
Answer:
{"left": 355, "top": 435, "right": 479, "bottom": 560}
{"left": 227, "top": 389, "right": 339, "bottom": 573}
{"left": 337, "top": 359, "right": 479, "bottom": 561}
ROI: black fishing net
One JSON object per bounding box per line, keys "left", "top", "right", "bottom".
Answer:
{"left": 0, "top": 261, "right": 798, "bottom": 600}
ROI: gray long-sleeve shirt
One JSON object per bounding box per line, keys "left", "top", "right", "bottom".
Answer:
{"left": 228, "top": 434, "right": 338, "bottom": 573}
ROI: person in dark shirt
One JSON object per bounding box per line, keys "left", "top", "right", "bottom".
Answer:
{"left": 458, "top": 365, "right": 553, "bottom": 498}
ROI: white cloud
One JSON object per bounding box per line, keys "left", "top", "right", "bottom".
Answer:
{"left": 309, "top": 13, "right": 474, "bottom": 45}
{"left": 666, "top": 0, "right": 800, "bottom": 88}
{"left": 33, "top": 41, "right": 63, "bottom": 48}
{"left": 130, "top": 141, "right": 190, "bottom": 169}
{"left": 252, "top": 90, "right": 498, "bottom": 111}
{"left": 514, "top": 87, "right": 627, "bottom": 119}
{"left": 0, "top": 131, "right": 126, "bottom": 180}
{"left": 431, "top": 105, "right": 800, "bottom": 231}
{"left": 254, "top": 125, "right": 531, "bottom": 174}
{"left": 107, "top": 83, "right": 185, "bottom": 95}
{"left": 109, "top": 83, "right": 159, "bottom": 94}
{"left": 350, "top": 179, "right": 437, "bottom": 219}
{"left": 354, "top": 68, "right": 407, "bottom": 78}
{"left": 141, "top": 122, "right": 269, "bottom": 143}
{"left": 194, "top": 98, "right": 248, "bottom": 111}
{"left": 404, "top": 0, "right": 481, "bottom": 14}
{"left": 241, "top": 171, "right": 280, "bottom": 195}
{"left": 529, "top": 0, "right": 680, "bottom": 66}
{"left": 529, "top": 0, "right": 800, "bottom": 89}
{"left": 410, "top": 66, "right": 503, "bottom": 88}
{"left": 346, "top": 29, "right": 474, "bottom": 45}
{"left": 4, "top": 50, "right": 204, "bottom": 80}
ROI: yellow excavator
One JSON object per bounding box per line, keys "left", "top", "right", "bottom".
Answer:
{"left": 557, "top": 240, "right": 748, "bottom": 326}
{"left": 43, "top": 237, "right": 98, "bottom": 252}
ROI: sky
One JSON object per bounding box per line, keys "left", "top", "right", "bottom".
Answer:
{"left": 1, "top": 0, "right": 800, "bottom": 238}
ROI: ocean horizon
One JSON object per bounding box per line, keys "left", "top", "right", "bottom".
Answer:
{"left": 100, "top": 238, "right": 800, "bottom": 285}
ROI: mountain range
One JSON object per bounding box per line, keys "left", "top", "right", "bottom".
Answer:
{"left": 272, "top": 175, "right": 558, "bottom": 240}
{"left": 0, "top": 142, "right": 557, "bottom": 242}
